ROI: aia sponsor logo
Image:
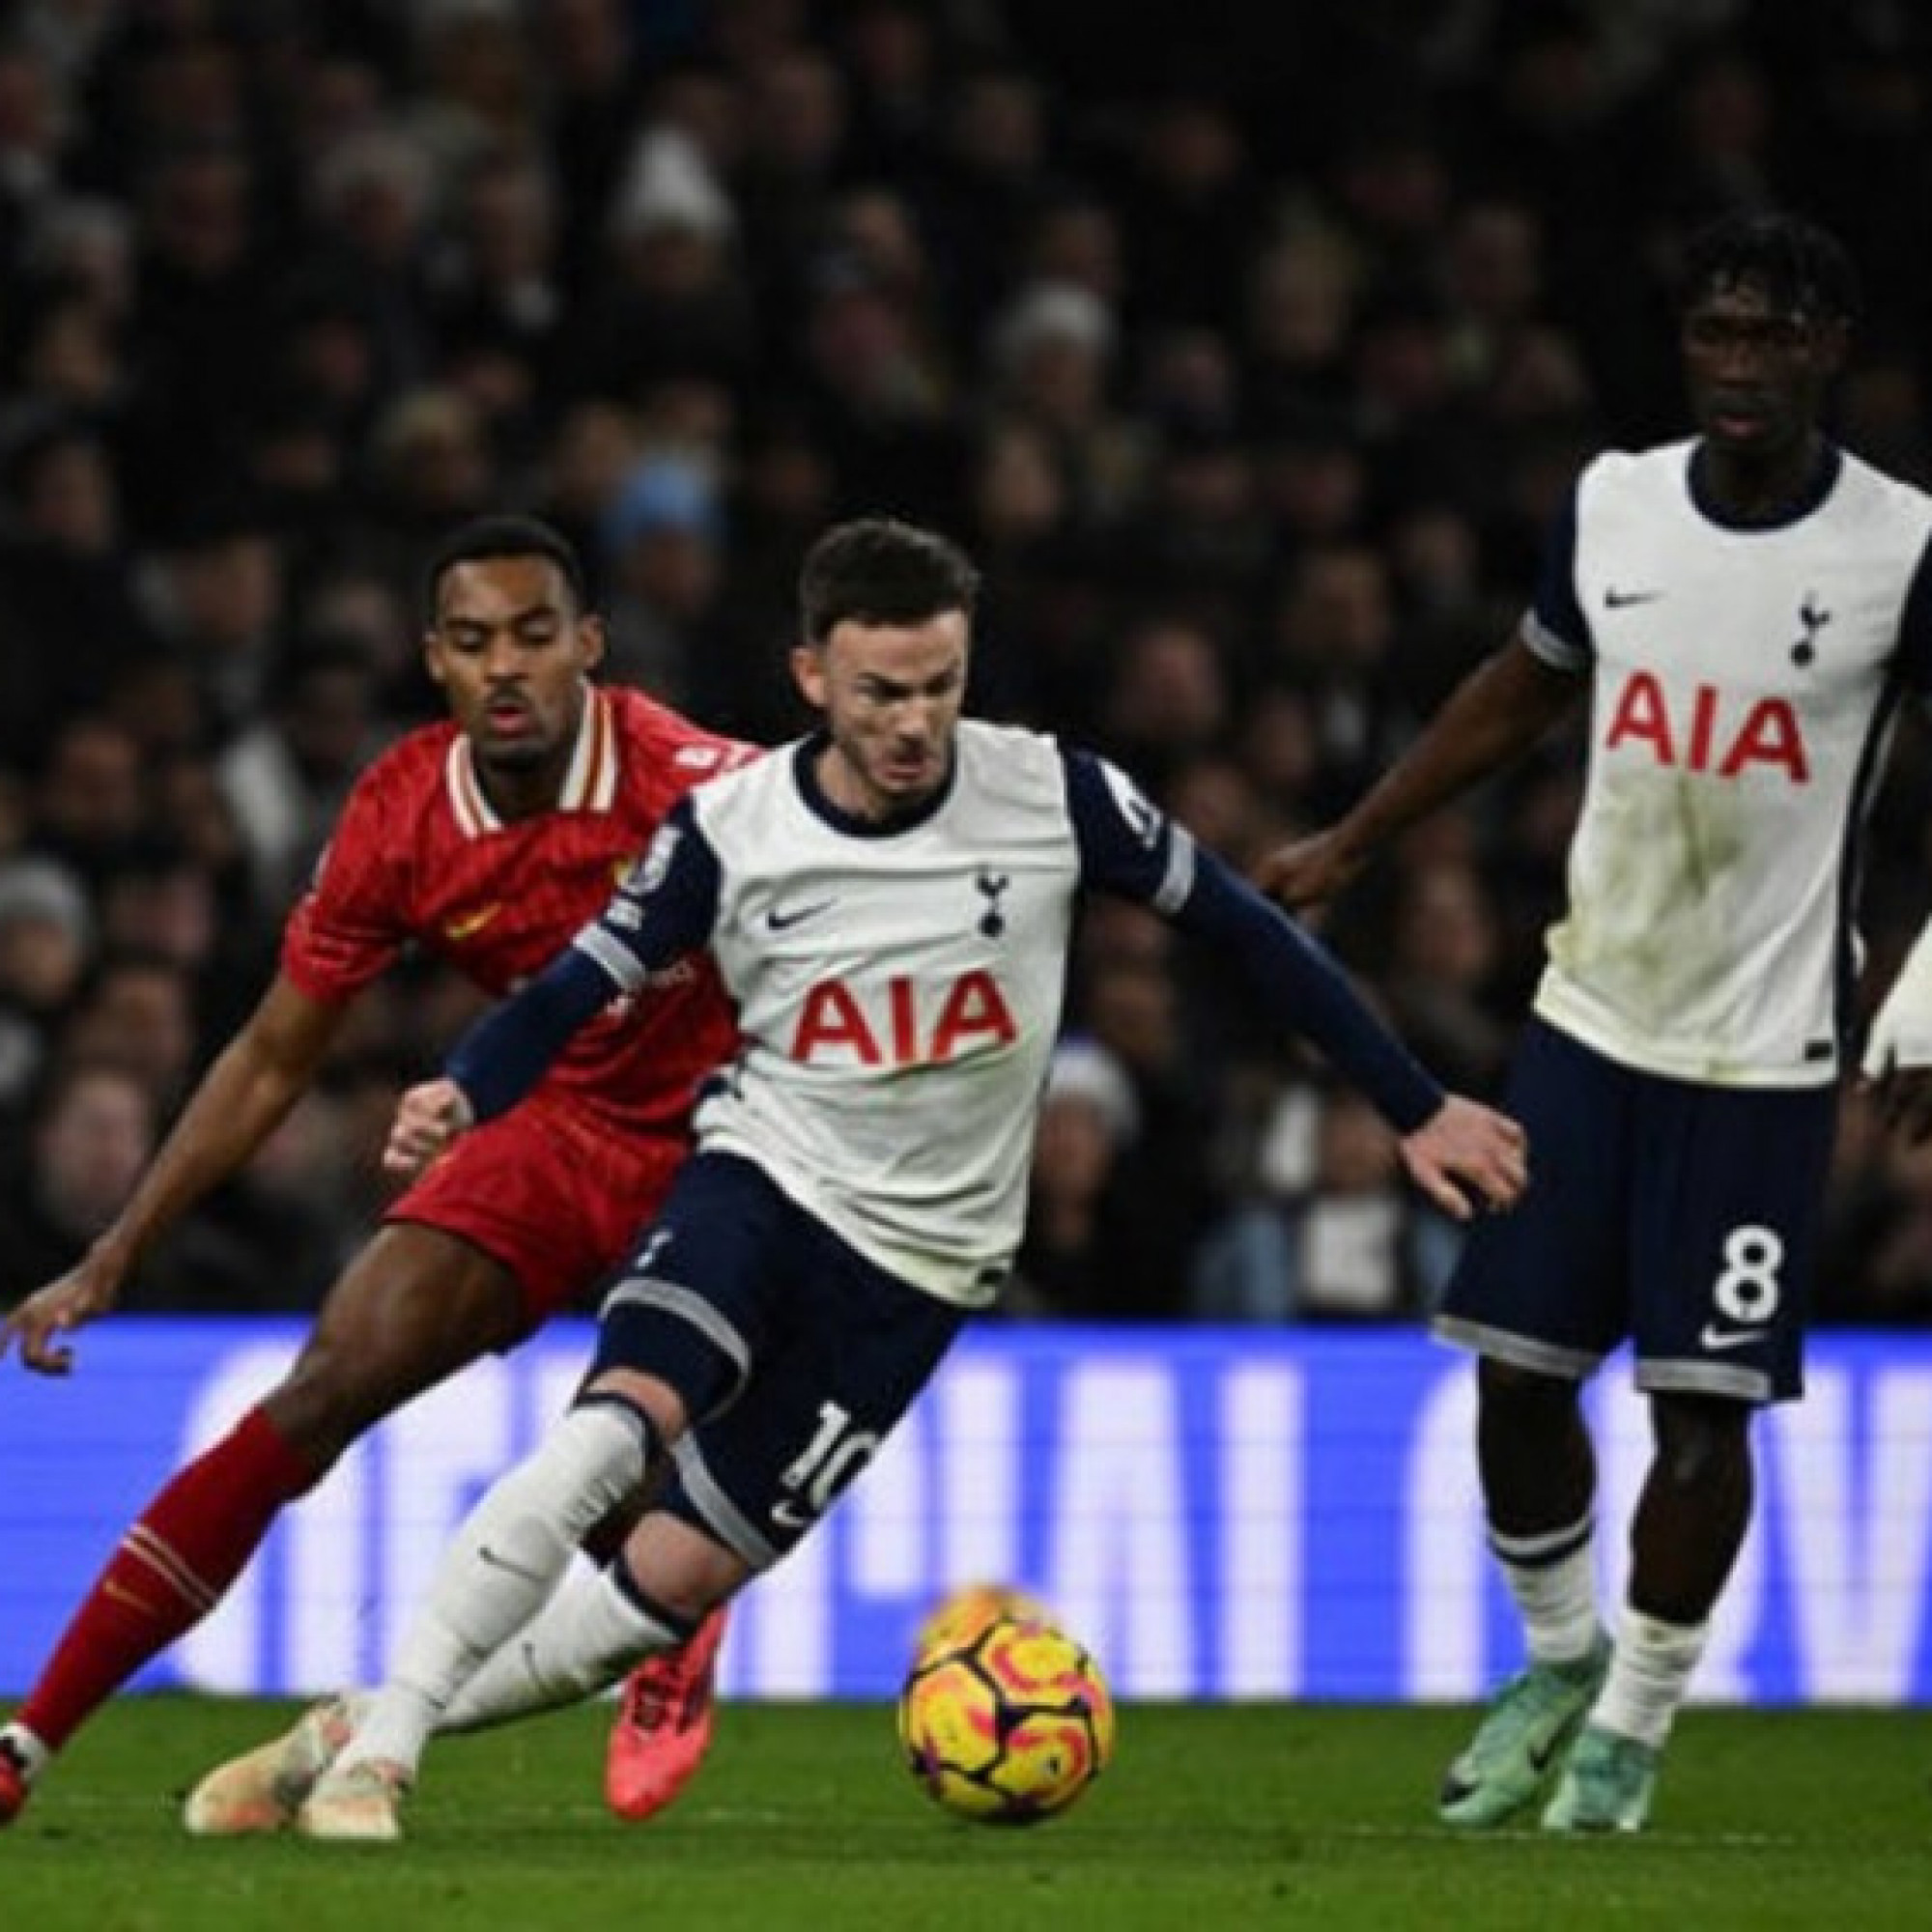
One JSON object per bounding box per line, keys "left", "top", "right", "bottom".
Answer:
{"left": 789, "top": 970, "right": 1017, "bottom": 1065}
{"left": 1604, "top": 671, "right": 1809, "bottom": 782}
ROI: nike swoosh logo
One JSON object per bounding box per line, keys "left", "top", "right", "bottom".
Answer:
{"left": 770, "top": 1499, "right": 815, "bottom": 1531}
{"left": 766, "top": 899, "right": 834, "bottom": 932}
{"left": 1698, "top": 1323, "right": 1762, "bottom": 1352}
{"left": 477, "top": 1544, "right": 548, "bottom": 1582}
{"left": 443, "top": 902, "right": 502, "bottom": 940}
{"left": 1604, "top": 588, "right": 1663, "bottom": 610}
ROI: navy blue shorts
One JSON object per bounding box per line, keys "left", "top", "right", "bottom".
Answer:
{"left": 589, "top": 1151, "right": 967, "bottom": 1569}
{"left": 1436, "top": 1019, "right": 1837, "bottom": 1404}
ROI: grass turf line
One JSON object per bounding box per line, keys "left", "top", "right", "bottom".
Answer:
{"left": 4, "top": 1699, "right": 1929, "bottom": 1931}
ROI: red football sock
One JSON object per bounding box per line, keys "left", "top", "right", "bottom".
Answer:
{"left": 15, "top": 1406, "right": 319, "bottom": 1753}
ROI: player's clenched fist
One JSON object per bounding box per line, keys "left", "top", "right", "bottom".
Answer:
{"left": 384, "top": 1078, "right": 476, "bottom": 1179}
{"left": 1397, "top": 1097, "right": 1529, "bottom": 1223}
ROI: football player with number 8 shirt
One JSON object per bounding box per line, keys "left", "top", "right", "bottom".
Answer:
{"left": 1263, "top": 211, "right": 1932, "bottom": 1833}
{"left": 0, "top": 517, "right": 752, "bottom": 1832}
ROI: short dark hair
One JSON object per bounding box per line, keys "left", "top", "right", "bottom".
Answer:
{"left": 421, "top": 515, "right": 588, "bottom": 622}
{"left": 798, "top": 517, "right": 980, "bottom": 644}
{"left": 1679, "top": 210, "right": 1860, "bottom": 327}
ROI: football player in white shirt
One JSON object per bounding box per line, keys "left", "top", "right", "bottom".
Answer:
{"left": 1264, "top": 211, "right": 1932, "bottom": 1833}
{"left": 276, "top": 515, "right": 1527, "bottom": 1841}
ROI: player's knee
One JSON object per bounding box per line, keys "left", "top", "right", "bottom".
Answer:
{"left": 579, "top": 1366, "right": 690, "bottom": 1444}
{"left": 1477, "top": 1355, "right": 1580, "bottom": 1431}
{"left": 592, "top": 1300, "right": 741, "bottom": 1428}
{"left": 1652, "top": 1395, "right": 1750, "bottom": 1492}
{"left": 265, "top": 1342, "right": 417, "bottom": 1463}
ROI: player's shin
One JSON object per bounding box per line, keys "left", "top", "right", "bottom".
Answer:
{"left": 438, "top": 1561, "right": 689, "bottom": 1732}
{"left": 336, "top": 1403, "right": 657, "bottom": 1778}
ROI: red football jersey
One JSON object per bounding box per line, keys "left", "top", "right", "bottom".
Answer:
{"left": 282, "top": 684, "right": 752, "bottom": 1140}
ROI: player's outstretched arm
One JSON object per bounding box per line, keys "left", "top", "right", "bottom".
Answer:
{"left": 1862, "top": 919, "right": 1932, "bottom": 1142}
{"left": 382, "top": 947, "right": 625, "bottom": 1183}
{"left": 1130, "top": 814, "right": 1533, "bottom": 1214}
{"left": 0, "top": 975, "right": 345, "bottom": 1376}
{"left": 1397, "top": 1095, "right": 1530, "bottom": 1222}
{"left": 1257, "top": 637, "right": 1580, "bottom": 909}
{"left": 385, "top": 803, "right": 722, "bottom": 1177}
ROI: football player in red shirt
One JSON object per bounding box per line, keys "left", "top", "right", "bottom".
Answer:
{"left": 0, "top": 516, "right": 749, "bottom": 1830}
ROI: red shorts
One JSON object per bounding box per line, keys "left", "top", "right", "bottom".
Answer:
{"left": 384, "top": 1097, "right": 687, "bottom": 1329}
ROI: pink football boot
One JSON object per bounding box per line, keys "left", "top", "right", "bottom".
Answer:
{"left": 604, "top": 1602, "right": 728, "bottom": 1822}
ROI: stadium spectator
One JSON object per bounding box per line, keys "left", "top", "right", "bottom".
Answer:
{"left": 1194, "top": 1085, "right": 1460, "bottom": 1322}
{"left": 60, "top": 952, "right": 200, "bottom": 1113}
{"left": 0, "top": 856, "right": 90, "bottom": 1113}
{"left": 0, "top": 1062, "right": 155, "bottom": 1300}
{"left": 134, "top": 509, "right": 289, "bottom": 745}
{"left": 218, "top": 642, "right": 384, "bottom": 912}
{"left": 28, "top": 716, "right": 145, "bottom": 884}
{"left": 567, "top": 124, "right": 754, "bottom": 399}
{"left": 599, "top": 452, "right": 728, "bottom": 702}
{"left": 1380, "top": 862, "right": 1514, "bottom": 1096}
{"left": 1009, "top": 1038, "right": 1147, "bottom": 1318}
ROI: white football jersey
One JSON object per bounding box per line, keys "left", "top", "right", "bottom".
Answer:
{"left": 578, "top": 721, "right": 1194, "bottom": 1306}
{"left": 1524, "top": 440, "right": 1932, "bottom": 1087}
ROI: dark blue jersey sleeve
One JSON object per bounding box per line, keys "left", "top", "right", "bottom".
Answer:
{"left": 1064, "top": 749, "right": 1198, "bottom": 910}
{"left": 1523, "top": 480, "right": 1590, "bottom": 668}
{"left": 446, "top": 800, "right": 722, "bottom": 1122}
{"left": 1064, "top": 751, "right": 1443, "bottom": 1132}
{"left": 445, "top": 949, "right": 617, "bottom": 1122}
{"left": 573, "top": 798, "right": 722, "bottom": 988}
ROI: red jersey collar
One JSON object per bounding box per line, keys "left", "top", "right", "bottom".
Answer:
{"left": 442, "top": 686, "right": 619, "bottom": 837}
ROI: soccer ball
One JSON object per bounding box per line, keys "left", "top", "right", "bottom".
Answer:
{"left": 912, "top": 1580, "right": 1052, "bottom": 1659}
{"left": 898, "top": 1612, "right": 1116, "bottom": 1826}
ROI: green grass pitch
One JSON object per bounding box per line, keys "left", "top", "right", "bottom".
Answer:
{"left": 5, "top": 1699, "right": 1931, "bottom": 1931}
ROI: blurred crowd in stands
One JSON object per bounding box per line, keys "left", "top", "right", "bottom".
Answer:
{"left": 4, "top": 0, "right": 1932, "bottom": 1323}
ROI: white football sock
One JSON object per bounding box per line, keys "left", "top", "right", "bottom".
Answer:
{"left": 1591, "top": 1605, "right": 1708, "bottom": 1748}
{"left": 338, "top": 1404, "right": 652, "bottom": 1778}
{"left": 0, "top": 1722, "right": 51, "bottom": 1783}
{"left": 439, "top": 1564, "right": 681, "bottom": 1733}
{"left": 1490, "top": 1513, "right": 1603, "bottom": 1666}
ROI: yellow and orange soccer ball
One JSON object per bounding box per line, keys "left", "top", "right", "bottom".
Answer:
{"left": 898, "top": 1586, "right": 1116, "bottom": 1826}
